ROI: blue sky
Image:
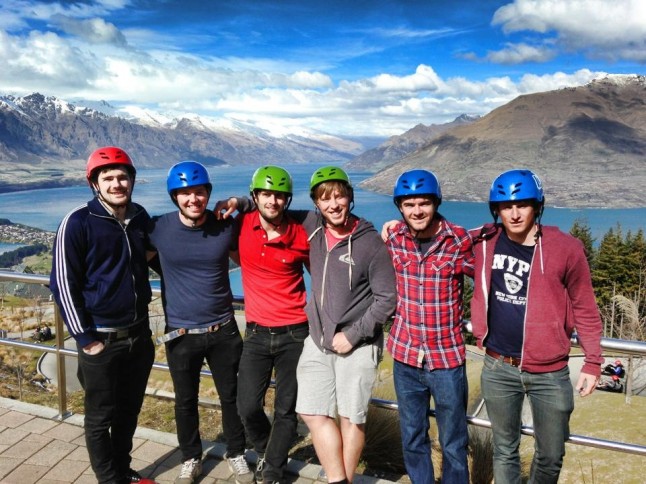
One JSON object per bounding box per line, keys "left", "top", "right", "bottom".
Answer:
{"left": 1, "top": 0, "right": 644, "bottom": 136}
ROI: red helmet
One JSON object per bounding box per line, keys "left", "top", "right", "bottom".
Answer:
{"left": 86, "top": 146, "right": 136, "bottom": 183}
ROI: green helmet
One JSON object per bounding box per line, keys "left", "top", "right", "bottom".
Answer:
{"left": 309, "top": 166, "right": 351, "bottom": 196}
{"left": 250, "top": 165, "right": 293, "bottom": 194}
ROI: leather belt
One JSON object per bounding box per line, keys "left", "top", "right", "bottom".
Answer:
{"left": 156, "top": 319, "right": 233, "bottom": 345}
{"left": 96, "top": 324, "right": 144, "bottom": 342}
{"left": 247, "top": 322, "right": 308, "bottom": 335}
{"left": 486, "top": 348, "right": 521, "bottom": 367}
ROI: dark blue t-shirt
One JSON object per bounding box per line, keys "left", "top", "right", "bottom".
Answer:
{"left": 148, "top": 211, "right": 238, "bottom": 328}
{"left": 485, "top": 231, "right": 534, "bottom": 357}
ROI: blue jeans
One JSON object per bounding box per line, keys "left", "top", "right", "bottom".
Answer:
{"left": 237, "top": 323, "right": 308, "bottom": 481}
{"left": 481, "top": 354, "right": 574, "bottom": 484}
{"left": 393, "top": 360, "right": 469, "bottom": 484}
{"left": 77, "top": 324, "right": 155, "bottom": 484}
{"left": 166, "top": 319, "right": 246, "bottom": 461}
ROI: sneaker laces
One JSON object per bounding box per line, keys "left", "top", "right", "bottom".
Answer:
{"left": 255, "top": 455, "right": 265, "bottom": 479}
{"left": 229, "top": 454, "right": 251, "bottom": 475}
{"left": 178, "top": 458, "right": 200, "bottom": 479}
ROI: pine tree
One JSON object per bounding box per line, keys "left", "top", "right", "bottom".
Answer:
{"left": 570, "top": 218, "right": 595, "bottom": 264}
{"left": 623, "top": 229, "right": 646, "bottom": 319}
{"left": 592, "top": 225, "right": 625, "bottom": 307}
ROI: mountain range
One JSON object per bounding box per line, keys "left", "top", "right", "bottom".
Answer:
{"left": 1, "top": 74, "right": 645, "bottom": 208}
{"left": 346, "top": 114, "right": 480, "bottom": 172}
{"left": 0, "top": 93, "right": 366, "bottom": 192}
{"left": 359, "top": 75, "right": 646, "bottom": 208}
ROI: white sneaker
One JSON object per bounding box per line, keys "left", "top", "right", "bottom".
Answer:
{"left": 226, "top": 453, "right": 254, "bottom": 484}
{"left": 174, "top": 458, "right": 202, "bottom": 484}
{"left": 255, "top": 454, "right": 265, "bottom": 482}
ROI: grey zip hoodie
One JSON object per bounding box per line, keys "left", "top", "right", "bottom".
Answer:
{"left": 302, "top": 212, "right": 397, "bottom": 353}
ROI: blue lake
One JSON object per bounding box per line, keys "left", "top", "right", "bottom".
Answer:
{"left": 1, "top": 164, "right": 644, "bottom": 242}
{"left": 2, "top": 164, "right": 645, "bottom": 297}
{"left": 0, "top": 242, "right": 25, "bottom": 255}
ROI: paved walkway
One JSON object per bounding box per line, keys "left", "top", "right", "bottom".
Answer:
{"left": 0, "top": 397, "right": 398, "bottom": 484}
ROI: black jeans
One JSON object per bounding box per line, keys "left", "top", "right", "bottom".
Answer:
{"left": 166, "top": 320, "right": 246, "bottom": 461}
{"left": 77, "top": 325, "right": 155, "bottom": 484}
{"left": 237, "top": 323, "right": 308, "bottom": 481}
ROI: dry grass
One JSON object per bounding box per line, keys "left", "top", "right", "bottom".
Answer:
{"left": 2, "top": 297, "right": 645, "bottom": 483}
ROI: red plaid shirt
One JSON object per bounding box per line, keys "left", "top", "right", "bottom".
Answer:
{"left": 386, "top": 216, "right": 474, "bottom": 370}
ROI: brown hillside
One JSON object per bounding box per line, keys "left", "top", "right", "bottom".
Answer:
{"left": 360, "top": 75, "right": 646, "bottom": 208}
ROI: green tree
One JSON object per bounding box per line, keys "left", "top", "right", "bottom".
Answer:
{"left": 592, "top": 225, "right": 646, "bottom": 338}
{"left": 592, "top": 225, "right": 625, "bottom": 308}
{"left": 570, "top": 218, "right": 595, "bottom": 264}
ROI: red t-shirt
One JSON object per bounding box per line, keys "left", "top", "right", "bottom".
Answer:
{"left": 237, "top": 210, "right": 309, "bottom": 326}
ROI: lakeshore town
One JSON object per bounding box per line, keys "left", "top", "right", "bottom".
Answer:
{"left": 0, "top": 219, "right": 55, "bottom": 247}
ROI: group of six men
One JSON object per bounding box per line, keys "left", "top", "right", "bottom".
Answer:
{"left": 50, "top": 146, "right": 602, "bottom": 484}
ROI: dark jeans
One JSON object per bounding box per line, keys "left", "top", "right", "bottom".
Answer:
{"left": 393, "top": 360, "right": 469, "bottom": 484}
{"left": 237, "top": 323, "right": 308, "bottom": 481}
{"left": 77, "top": 326, "right": 155, "bottom": 484}
{"left": 166, "top": 319, "right": 246, "bottom": 461}
{"left": 481, "top": 354, "right": 574, "bottom": 484}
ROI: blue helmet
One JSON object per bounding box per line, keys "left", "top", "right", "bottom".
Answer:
{"left": 167, "top": 161, "right": 212, "bottom": 201}
{"left": 393, "top": 169, "right": 442, "bottom": 206}
{"left": 489, "top": 169, "right": 544, "bottom": 220}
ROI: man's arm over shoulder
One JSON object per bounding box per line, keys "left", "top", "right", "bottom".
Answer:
{"left": 287, "top": 209, "right": 318, "bottom": 235}
{"left": 450, "top": 223, "right": 476, "bottom": 278}
{"left": 213, "top": 196, "right": 255, "bottom": 219}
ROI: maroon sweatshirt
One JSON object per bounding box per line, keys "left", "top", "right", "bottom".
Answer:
{"left": 470, "top": 224, "right": 603, "bottom": 376}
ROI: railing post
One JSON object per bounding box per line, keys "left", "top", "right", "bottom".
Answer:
{"left": 53, "top": 304, "right": 72, "bottom": 420}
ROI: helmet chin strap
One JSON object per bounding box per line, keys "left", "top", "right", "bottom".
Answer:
{"left": 261, "top": 213, "right": 284, "bottom": 229}
{"left": 534, "top": 205, "right": 544, "bottom": 240}
{"left": 94, "top": 184, "right": 129, "bottom": 211}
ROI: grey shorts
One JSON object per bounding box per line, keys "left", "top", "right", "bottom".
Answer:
{"left": 295, "top": 335, "right": 380, "bottom": 424}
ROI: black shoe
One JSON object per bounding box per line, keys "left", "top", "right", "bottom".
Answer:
{"left": 127, "top": 469, "right": 157, "bottom": 484}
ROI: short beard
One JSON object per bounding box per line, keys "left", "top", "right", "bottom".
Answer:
{"left": 259, "top": 206, "right": 285, "bottom": 227}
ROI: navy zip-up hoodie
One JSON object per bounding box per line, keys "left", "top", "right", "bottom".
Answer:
{"left": 50, "top": 197, "right": 152, "bottom": 348}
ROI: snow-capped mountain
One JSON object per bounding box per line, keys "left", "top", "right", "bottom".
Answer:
{"left": 0, "top": 92, "right": 364, "bottom": 170}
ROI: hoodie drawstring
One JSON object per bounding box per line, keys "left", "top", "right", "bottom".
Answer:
{"left": 347, "top": 235, "right": 353, "bottom": 290}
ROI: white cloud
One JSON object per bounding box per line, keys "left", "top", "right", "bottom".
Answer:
{"left": 0, "top": 0, "right": 634, "bottom": 137}
{"left": 0, "top": 16, "right": 611, "bottom": 137}
{"left": 485, "top": 42, "right": 556, "bottom": 64}
{"left": 493, "top": 0, "right": 646, "bottom": 61}
{"left": 0, "top": 30, "right": 97, "bottom": 91}
{"left": 368, "top": 26, "right": 456, "bottom": 39}
{"left": 368, "top": 65, "right": 444, "bottom": 92}
{"left": 50, "top": 15, "right": 128, "bottom": 46}
{"left": 194, "top": 66, "right": 607, "bottom": 136}
{"left": 2, "top": 0, "right": 132, "bottom": 27}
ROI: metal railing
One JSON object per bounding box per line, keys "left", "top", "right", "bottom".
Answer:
{"left": 1, "top": 270, "right": 645, "bottom": 457}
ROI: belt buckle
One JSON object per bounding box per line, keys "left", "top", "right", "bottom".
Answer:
{"left": 104, "top": 329, "right": 127, "bottom": 341}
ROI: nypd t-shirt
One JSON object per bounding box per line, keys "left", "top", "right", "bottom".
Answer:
{"left": 485, "top": 231, "right": 534, "bottom": 357}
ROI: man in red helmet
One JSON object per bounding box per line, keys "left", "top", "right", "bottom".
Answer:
{"left": 50, "top": 146, "right": 157, "bottom": 484}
